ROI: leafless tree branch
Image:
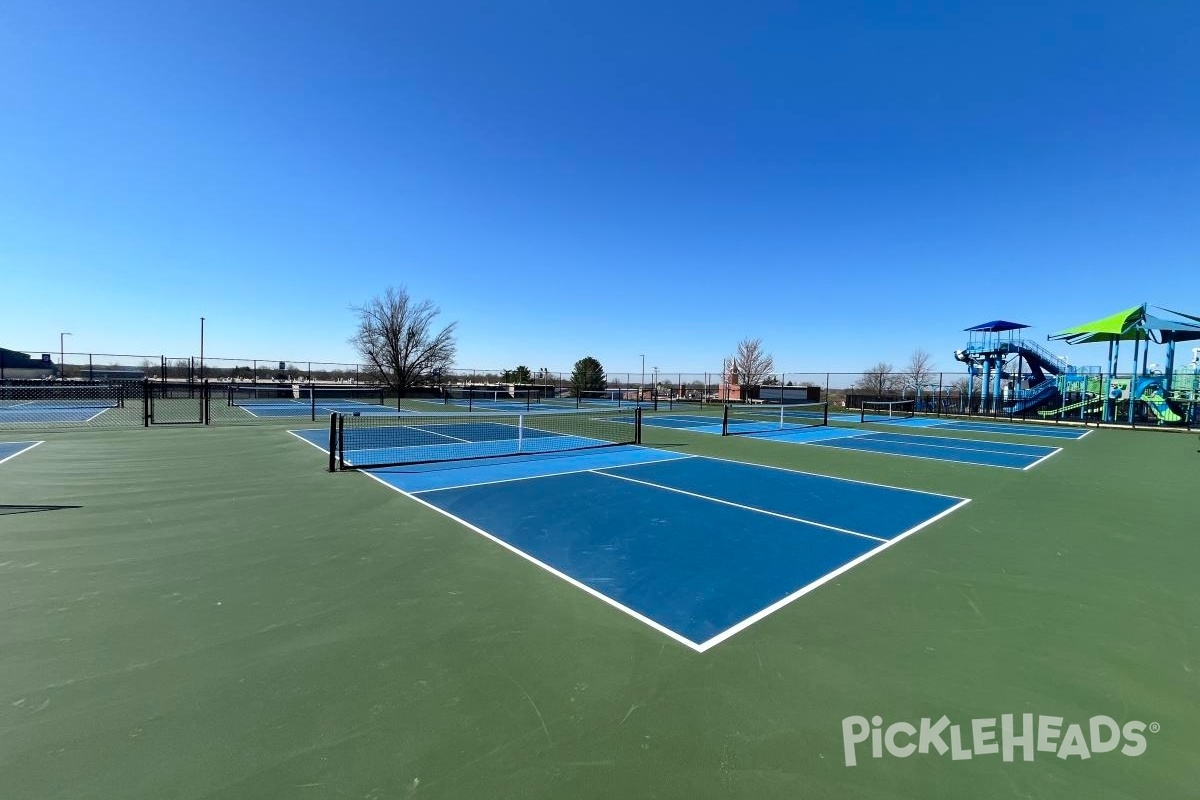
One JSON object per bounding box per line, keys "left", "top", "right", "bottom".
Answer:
{"left": 349, "top": 286, "right": 457, "bottom": 395}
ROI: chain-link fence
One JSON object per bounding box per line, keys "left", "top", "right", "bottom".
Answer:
{"left": 2, "top": 349, "right": 1196, "bottom": 430}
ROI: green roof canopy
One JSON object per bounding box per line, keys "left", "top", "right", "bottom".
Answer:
{"left": 1049, "top": 304, "right": 1200, "bottom": 345}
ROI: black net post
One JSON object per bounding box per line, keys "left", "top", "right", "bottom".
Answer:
{"left": 203, "top": 380, "right": 210, "bottom": 425}
{"left": 721, "top": 403, "right": 731, "bottom": 436}
{"left": 143, "top": 379, "right": 150, "bottom": 427}
{"left": 310, "top": 383, "right": 317, "bottom": 421}
{"left": 327, "top": 412, "right": 338, "bottom": 472}
{"left": 337, "top": 414, "right": 345, "bottom": 470}
{"left": 635, "top": 407, "right": 642, "bottom": 444}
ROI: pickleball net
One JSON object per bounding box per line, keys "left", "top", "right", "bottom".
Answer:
{"left": 330, "top": 406, "right": 642, "bottom": 470}
{"left": 0, "top": 383, "right": 126, "bottom": 410}
{"left": 229, "top": 384, "right": 387, "bottom": 407}
{"left": 859, "top": 399, "right": 916, "bottom": 422}
{"left": 721, "top": 402, "right": 829, "bottom": 436}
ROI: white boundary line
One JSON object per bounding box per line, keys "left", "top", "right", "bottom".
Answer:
{"left": 308, "top": 440, "right": 974, "bottom": 652}
{"left": 1021, "top": 447, "right": 1065, "bottom": 471}
{"left": 862, "top": 432, "right": 1057, "bottom": 457}
{"left": 357, "top": 469, "right": 708, "bottom": 652}
{"left": 0, "top": 440, "right": 44, "bottom": 465}
{"left": 349, "top": 452, "right": 972, "bottom": 652}
{"left": 413, "top": 454, "right": 697, "bottom": 494}
{"left": 591, "top": 470, "right": 887, "bottom": 543}
{"left": 805, "top": 438, "right": 1031, "bottom": 470}
{"left": 281, "top": 424, "right": 677, "bottom": 490}
{"left": 648, "top": 417, "right": 720, "bottom": 429}
{"left": 676, "top": 450, "right": 968, "bottom": 502}
{"left": 405, "top": 424, "right": 474, "bottom": 444}
{"left": 746, "top": 427, "right": 873, "bottom": 441}
{"left": 820, "top": 432, "right": 1058, "bottom": 468}
{"left": 286, "top": 429, "right": 332, "bottom": 455}
{"left": 737, "top": 424, "right": 863, "bottom": 440}
{"left": 0, "top": 407, "right": 111, "bottom": 424}
{"left": 694, "top": 497, "right": 972, "bottom": 651}
{"left": 943, "top": 420, "right": 1090, "bottom": 440}
{"left": 865, "top": 434, "right": 1065, "bottom": 467}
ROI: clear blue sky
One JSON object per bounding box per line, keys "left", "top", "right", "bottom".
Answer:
{"left": 2, "top": 1, "right": 1197, "bottom": 376}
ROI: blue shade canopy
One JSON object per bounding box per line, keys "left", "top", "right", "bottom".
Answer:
{"left": 964, "top": 320, "right": 1030, "bottom": 332}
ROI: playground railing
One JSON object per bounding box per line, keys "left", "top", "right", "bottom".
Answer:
{"left": 933, "top": 370, "right": 1195, "bottom": 430}
{"left": 1014, "top": 339, "right": 1074, "bottom": 372}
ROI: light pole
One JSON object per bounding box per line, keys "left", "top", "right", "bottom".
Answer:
{"left": 59, "top": 332, "right": 72, "bottom": 381}
{"left": 640, "top": 354, "right": 645, "bottom": 400}
{"left": 200, "top": 317, "right": 206, "bottom": 381}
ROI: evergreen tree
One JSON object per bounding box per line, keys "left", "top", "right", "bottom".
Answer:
{"left": 569, "top": 356, "right": 607, "bottom": 397}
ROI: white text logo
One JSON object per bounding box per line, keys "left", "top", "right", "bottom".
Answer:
{"left": 841, "top": 715, "right": 1157, "bottom": 767}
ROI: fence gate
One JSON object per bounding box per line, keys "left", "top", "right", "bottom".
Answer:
{"left": 145, "top": 380, "right": 208, "bottom": 425}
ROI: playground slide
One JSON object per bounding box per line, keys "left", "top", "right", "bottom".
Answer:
{"left": 1038, "top": 394, "right": 1102, "bottom": 417}
{"left": 1143, "top": 397, "right": 1182, "bottom": 423}
{"left": 1134, "top": 378, "right": 1183, "bottom": 423}
{"left": 1008, "top": 379, "right": 1060, "bottom": 414}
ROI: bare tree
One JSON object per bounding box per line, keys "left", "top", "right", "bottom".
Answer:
{"left": 727, "top": 337, "right": 775, "bottom": 389}
{"left": 853, "top": 362, "right": 897, "bottom": 396}
{"left": 904, "top": 348, "right": 936, "bottom": 391}
{"left": 350, "top": 286, "right": 457, "bottom": 396}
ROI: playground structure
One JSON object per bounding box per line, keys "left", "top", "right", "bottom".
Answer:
{"left": 954, "top": 309, "right": 1200, "bottom": 427}
{"left": 953, "top": 320, "right": 1079, "bottom": 416}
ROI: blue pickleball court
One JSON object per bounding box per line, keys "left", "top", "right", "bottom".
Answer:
{"left": 291, "top": 429, "right": 970, "bottom": 651}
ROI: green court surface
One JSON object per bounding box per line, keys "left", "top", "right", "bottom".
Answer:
{"left": 1, "top": 420, "right": 1196, "bottom": 799}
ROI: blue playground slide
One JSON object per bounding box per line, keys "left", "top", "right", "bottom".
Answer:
{"left": 1134, "top": 378, "right": 1184, "bottom": 423}
{"left": 1004, "top": 341, "right": 1069, "bottom": 414}
{"left": 1008, "top": 378, "right": 1060, "bottom": 414}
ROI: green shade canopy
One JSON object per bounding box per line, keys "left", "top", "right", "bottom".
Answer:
{"left": 1049, "top": 304, "right": 1200, "bottom": 345}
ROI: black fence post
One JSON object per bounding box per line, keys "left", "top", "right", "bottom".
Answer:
{"left": 143, "top": 379, "right": 150, "bottom": 426}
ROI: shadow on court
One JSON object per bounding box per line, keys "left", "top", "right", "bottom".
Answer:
{"left": 0, "top": 504, "right": 82, "bottom": 515}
